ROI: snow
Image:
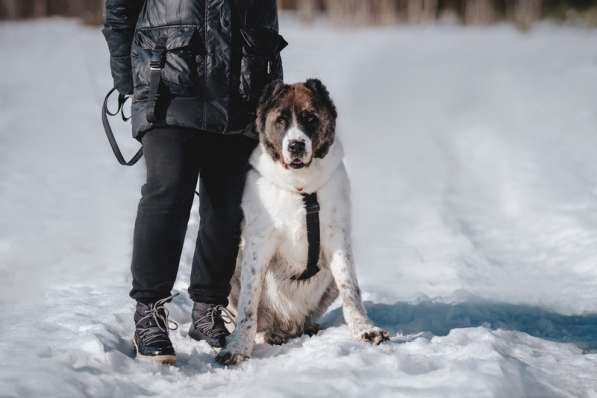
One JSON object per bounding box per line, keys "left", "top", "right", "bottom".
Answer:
{"left": 2, "top": 16, "right": 597, "bottom": 398}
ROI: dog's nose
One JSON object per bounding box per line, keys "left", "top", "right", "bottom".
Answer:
{"left": 288, "top": 140, "right": 306, "bottom": 155}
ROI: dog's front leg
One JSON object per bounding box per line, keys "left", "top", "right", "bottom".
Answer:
{"left": 327, "top": 236, "right": 390, "bottom": 345}
{"left": 216, "top": 234, "right": 277, "bottom": 365}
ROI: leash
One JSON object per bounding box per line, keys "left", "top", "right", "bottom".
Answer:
{"left": 101, "top": 87, "right": 143, "bottom": 166}
{"left": 101, "top": 37, "right": 166, "bottom": 166}
{"left": 291, "top": 192, "right": 321, "bottom": 281}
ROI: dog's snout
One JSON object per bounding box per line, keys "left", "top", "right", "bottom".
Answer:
{"left": 288, "top": 140, "right": 306, "bottom": 155}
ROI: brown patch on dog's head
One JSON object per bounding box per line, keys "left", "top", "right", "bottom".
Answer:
{"left": 256, "top": 78, "right": 337, "bottom": 169}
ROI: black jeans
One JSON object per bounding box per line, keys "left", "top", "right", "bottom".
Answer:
{"left": 129, "top": 127, "right": 256, "bottom": 305}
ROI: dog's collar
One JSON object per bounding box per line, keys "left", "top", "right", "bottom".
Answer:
{"left": 290, "top": 192, "right": 321, "bottom": 281}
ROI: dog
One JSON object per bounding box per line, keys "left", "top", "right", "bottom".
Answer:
{"left": 216, "top": 79, "right": 389, "bottom": 365}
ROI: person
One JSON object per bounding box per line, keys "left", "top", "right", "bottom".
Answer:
{"left": 102, "top": 0, "right": 287, "bottom": 364}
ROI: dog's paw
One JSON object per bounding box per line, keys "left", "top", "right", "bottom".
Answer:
{"left": 265, "top": 332, "right": 289, "bottom": 346}
{"left": 215, "top": 350, "right": 250, "bottom": 366}
{"left": 359, "top": 327, "right": 390, "bottom": 345}
{"left": 303, "top": 322, "right": 320, "bottom": 337}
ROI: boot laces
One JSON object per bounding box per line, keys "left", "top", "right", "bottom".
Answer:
{"left": 193, "top": 304, "right": 235, "bottom": 336}
{"left": 136, "top": 293, "right": 179, "bottom": 345}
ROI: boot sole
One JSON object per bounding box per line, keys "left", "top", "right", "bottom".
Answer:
{"left": 133, "top": 338, "right": 177, "bottom": 365}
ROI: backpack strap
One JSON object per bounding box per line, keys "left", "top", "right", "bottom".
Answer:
{"left": 147, "top": 37, "right": 167, "bottom": 123}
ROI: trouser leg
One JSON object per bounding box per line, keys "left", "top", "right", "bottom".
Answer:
{"left": 129, "top": 127, "right": 201, "bottom": 304}
{"left": 188, "top": 134, "right": 257, "bottom": 305}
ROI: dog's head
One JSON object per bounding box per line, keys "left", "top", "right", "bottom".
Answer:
{"left": 255, "top": 79, "right": 337, "bottom": 170}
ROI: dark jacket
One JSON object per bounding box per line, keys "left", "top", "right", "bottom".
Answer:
{"left": 102, "top": 0, "right": 287, "bottom": 139}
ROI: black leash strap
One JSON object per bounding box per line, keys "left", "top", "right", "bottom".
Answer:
{"left": 101, "top": 87, "right": 143, "bottom": 166}
{"left": 101, "top": 38, "right": 166, "bottom": 166}
{"left": 291, "top": 192, "right": 321, "bottom": 281}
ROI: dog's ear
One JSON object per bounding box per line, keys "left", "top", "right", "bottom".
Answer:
{"left": 305, "top": 79, "right": 337, "bottom": 159}
{"left": 256, "top": 80, "right": 287, "bottom": 134}
{"left": 305, "top": 78, "right": 337, "bottom": 120}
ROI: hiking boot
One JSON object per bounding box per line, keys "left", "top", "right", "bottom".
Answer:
{"left": 133, "top": 294, "right": 179, "bottom": 365}
{"left": 188, "top": 302, "right": 234, "bottom": 348}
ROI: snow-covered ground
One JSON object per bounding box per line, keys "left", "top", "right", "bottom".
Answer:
{"left": 1, "top": 16, "right": 597, "bottom": 398}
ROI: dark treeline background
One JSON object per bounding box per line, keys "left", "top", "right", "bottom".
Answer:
{"left": 283, "top": 0, "right": 597, "bottom": 27}
{"left": 1, "top": 0, "right": 596, "bottom": 28}
{"left": 0, "top": 0, "right": 103, "bottom": 24}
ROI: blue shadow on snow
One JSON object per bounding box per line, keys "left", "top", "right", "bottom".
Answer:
{"left": 321, "top": 300, "right": 597, "bottom": 352}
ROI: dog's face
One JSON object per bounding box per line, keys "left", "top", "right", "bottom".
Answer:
{"left": 256, "top": 79, "right": 337, "bottom": 170}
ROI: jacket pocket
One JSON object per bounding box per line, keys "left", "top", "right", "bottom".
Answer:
{"left": 239, "top": 27, "right": 288, "bottom": 106}
{"left": 132, "top": 27, "right": 202, "bottom": 98}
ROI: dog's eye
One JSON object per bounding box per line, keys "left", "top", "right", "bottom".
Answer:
{"left": 302, "top": 113, "right": 318, "bottom": 124}
{"left": 276, "top": 116, "right": 287, "bottom": 125}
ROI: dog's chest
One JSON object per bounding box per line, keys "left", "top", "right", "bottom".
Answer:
{"left": 244, "top": 167, "right": 348, "bottom": 272}
{"left": 276, "top": 196, "right": 319, "bottom": 268}
{"left": 262, "top": 188, "right": 332, "bottom": 272}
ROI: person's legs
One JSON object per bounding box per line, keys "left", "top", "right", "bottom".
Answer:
{"left": 188, "top": 134, "right": 257, "bottom": 304}
{"left": 187, "top": 133, "right": 256, "bottom": 347}
{"left": 130, "top": 127, "right": 201, "bottom": 304}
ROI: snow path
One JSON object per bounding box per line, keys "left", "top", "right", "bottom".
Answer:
{"left": 1, "top": 18, "right": 597, "bottom": 398}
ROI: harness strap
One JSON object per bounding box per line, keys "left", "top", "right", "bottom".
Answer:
{"left": 147, "top": 38, "right": 167, "bottom": 123}
{"left": 291, "top": 192, "right": 321, "bottom": 281}
{"left": 101, "top": 87, "right": 143, "bottom": 166}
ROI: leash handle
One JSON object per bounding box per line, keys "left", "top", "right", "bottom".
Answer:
{"left": 101, "top": 87, "right": 143, "bottom": 166}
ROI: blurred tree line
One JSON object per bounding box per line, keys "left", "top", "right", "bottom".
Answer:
{"left": 0, "top": 0, "right": 103, "bottom": 24}
{"left": 285, "top": 0, "right": 597, "bottom": 27}
{"left": 0, "top": 0, "right": 596, "bottom": 27}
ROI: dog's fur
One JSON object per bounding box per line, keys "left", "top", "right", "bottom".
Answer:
{"left": 216, "top": 79, "right": 389, "bottom": 365}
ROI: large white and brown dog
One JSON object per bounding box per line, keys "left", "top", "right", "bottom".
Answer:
{"left": 216, "top": 79, "right": 389, "bottom": 365}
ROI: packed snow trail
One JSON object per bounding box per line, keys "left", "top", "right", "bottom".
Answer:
{"left": 1, "top": 18, "right": 597, "bottom": 398}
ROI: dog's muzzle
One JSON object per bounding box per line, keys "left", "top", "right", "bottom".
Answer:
{"left": 285, "top": 140, "right": 309, "bottom": 169}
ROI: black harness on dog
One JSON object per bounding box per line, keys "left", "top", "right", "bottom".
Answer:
{"left": 291, "top": 192, "right": 321, "bottom": 281}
